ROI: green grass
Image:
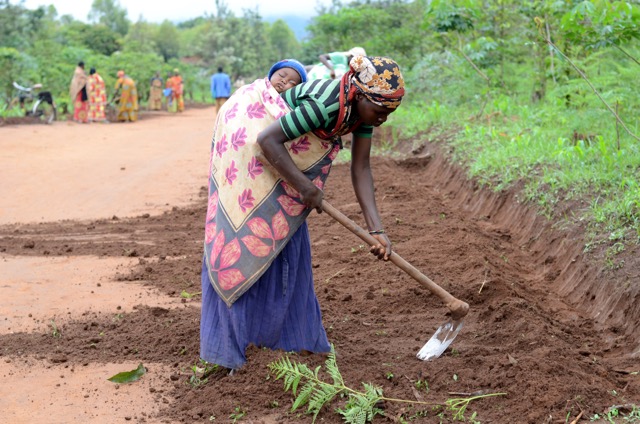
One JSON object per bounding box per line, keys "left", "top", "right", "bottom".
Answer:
{"left": 390, "top": 51, "right": 640, "bottom": 260}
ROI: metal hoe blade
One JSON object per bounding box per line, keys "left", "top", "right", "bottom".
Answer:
{"left": 416, "top": 319, "right": 464, "bottom": 361}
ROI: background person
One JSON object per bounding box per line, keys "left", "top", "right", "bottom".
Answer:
{"left": 210, "top": 67, "right": 231, "bottom": 114}
{"left": 112, "top": 70, "right": 139, "bottom": 122}
{"left": 200, "top": 55, "right": 404, "bottom": 370}
{"left": 87, "top": 67, "right": 107, "bottom": 122}
{"left": 167, "top": 69, "right": 184, "bottom": 112}
{"left": 69, "top": 61, "right": 88, "bottom": 123}
{"left": 306, "top": 47, "right": 367, "bottom": 80}
{"left": 164, "top": 71, "right": 175, "bottom": 112}
{"left": 149, "top": 72, "right": 163, "bottom": 111}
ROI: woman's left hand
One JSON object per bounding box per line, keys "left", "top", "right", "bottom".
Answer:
{"left": 369, "top": 233, "right": 392, "bottom": 261}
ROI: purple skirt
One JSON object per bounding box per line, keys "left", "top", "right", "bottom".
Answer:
{"left": 199, "top": 222, "right": 331, "bottom": 369}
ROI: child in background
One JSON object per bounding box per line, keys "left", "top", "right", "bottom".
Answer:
{"left": 267, "top": 59, "right": 307, "bottom": 93}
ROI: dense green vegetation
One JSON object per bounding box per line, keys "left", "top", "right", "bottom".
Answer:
{"left": 1, "top": 0, "right": 639, "bottom": 262}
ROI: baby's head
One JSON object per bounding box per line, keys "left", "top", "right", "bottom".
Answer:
{"left": 268, "top": 59, "right": 307, "bottom": 93}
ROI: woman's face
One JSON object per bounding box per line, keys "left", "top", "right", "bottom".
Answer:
{"left": 355, "top": 94, "right": 395, "bottom": 126}
{"left": 270, "top": 68, "right": 302, "bottom": 93}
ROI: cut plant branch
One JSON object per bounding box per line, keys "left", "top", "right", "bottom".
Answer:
{"left": 453, "top": 34, "right": 492, "bottom": 119}
{"left": 612, "top": 44, "right": 640, "bottom": 68}
{"left": 269, "top": 346, "right": 506, "bottom": 423}
{"left": 535, "top": 17, "right": 640, "bottom": 143}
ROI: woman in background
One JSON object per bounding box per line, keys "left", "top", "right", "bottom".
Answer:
{"left": 113, "top": 70, "right": 138, "bottom": 122}
{"left": 166, "top": 69, "right": 184, "bottom": 112}
{"left": 306, "top": 47, "right": 366, "bottom": 80}
{"left": 69, "top": 61, "right": 88, "bottom": 123}
{"left": 87, "top": 67, "right": 107, "bottom": 122}
{"left": 149, "top": 71, "right": 163, "bottom": 111}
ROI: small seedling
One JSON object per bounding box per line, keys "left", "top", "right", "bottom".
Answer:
{"left": 350, "top": 244, "right": 365, "bottom": 253}
{"left": 386, "top": 372, "right": 394, "bottom": 380}
{"left": 50, "top": 320, "right": 61, "bottom": 338}
{"left": 229, "top": 406, "right": 246, "bottom": 423}
{"left": 415, "top": 379, "right": 429, "bottom": 393}
{"left": 181, "top": 290, "right": 202, "bottom": 299}
{"left": 453, "top": 374, "right": 459, "bottom": 382}
{"left": 451, "top": 348, "right": 460, "bottom": 357}
{"left": 188, "top": 359, "right": 219, "bottom": 387}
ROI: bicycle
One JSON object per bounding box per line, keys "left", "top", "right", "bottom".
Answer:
{"left": 9, "top": 81, "right": 57, "bottom": 124}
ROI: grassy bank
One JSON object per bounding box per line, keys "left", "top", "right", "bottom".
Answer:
{"left": 388, "top": 48, "right": 640, "bottom": 267}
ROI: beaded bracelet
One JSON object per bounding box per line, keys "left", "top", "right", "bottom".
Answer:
{"left": 368, "top": 229, "right": 385, "bottom": 235}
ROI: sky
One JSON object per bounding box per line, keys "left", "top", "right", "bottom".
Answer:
{"left": 22, "top": 0, "right": 335, "bottom": 22}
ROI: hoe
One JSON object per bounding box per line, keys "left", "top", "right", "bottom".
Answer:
{"left": 322, "top": 200, "right": 470, "bottom": 361}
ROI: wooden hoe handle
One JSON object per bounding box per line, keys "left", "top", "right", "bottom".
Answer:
{"left": 321, "top": 200, "right": 470, "bottom": 320}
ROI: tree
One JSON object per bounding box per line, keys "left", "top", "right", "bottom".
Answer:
{"left": 123, "top": 19, "right": 158, "bottom": 54}
{"left": 0, "top": 1, "right": 52, "bottom": 49}
{"left": 305, "top": 0, "right": 427, "bottom": 67}
{"left": 88, "top": 0, "right": 129, "bottom": 36}
{"left": 268, "top": 20, "right": 300, "bottom": 59}
{"left": 560, "top": 0, "right": 640, "bottom": 62}
{"left": 81, "top": 24, "right": 121, "bottom": 55}
{"left": 155, "top": 20, "right": 180, "bottom": 62}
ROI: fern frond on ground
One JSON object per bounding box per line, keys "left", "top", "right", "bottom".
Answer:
{"left": 268, "top": 345, "right": 507, "bottom": 423}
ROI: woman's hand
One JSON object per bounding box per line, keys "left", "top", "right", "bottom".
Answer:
{"left": 299, "top": 184, "right": 324, "bottom": 213}
{"left": 369, "top": 233, "right": 392, "bottom": 261}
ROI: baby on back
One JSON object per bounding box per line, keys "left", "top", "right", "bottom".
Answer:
{"left": 268, "top": 59, "right": 307, "bottom": 93}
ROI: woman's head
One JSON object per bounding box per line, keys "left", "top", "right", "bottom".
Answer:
{"left": 350, "top": 55, "right": 405, "bottom": 126}
{"left": 89, "top": 67, "right": 96, "bottom": 75}
{"left": 117, "top": 70, "right": 125, "bottom": 78}
{"left": 268, "top": 59, "right": 307, "bottom": 93}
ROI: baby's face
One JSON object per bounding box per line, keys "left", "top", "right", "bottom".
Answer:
{"left": 270, "top": 67, "right": 302, "bottom": 93}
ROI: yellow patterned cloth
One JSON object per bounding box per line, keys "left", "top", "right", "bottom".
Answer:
{"left": 88, "top": 73, "right": 107, "bottom": 121}
{"left": 114, "top": 76, "right": 138, "bottom": 122}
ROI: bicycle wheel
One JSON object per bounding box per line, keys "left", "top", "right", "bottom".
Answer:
{"left": 6, "top": 97, "right": 23, "bottom": 116}
{"left": 34, "top": 99, "right": 56, "bottom": 124}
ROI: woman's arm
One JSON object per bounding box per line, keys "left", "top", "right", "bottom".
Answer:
{"left": 257, "top": 121, "right": 324, "bottom": 212}
{"left": 350, "top": 134, "right": 392, "bottom": 260}
{"left": 318, "top": 54, "right": 336, "bottom": 79}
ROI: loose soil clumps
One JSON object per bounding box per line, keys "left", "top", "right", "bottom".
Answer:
{"left": 1, "top": 133, "right": 638, "bottom": 422}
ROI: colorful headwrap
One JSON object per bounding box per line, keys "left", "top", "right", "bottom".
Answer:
{"left": 349, "top": 56, "right": 405, "bottom": 109}
{"left": 268, "top": 59, "right": 308, "bottom": 83}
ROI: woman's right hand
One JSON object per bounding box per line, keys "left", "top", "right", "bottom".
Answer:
{"left": 369, "top": 233, "right": 392, "bottom": 261}
{"left": 299, "top": 184, "right": 324, "bottom": 213}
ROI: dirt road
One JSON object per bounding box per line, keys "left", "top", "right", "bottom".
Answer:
{"left": 0, "top": 110, "right": 211, "bottom": 224}
{"left": 1, "top": 109, "right": 638, "bottom": 423}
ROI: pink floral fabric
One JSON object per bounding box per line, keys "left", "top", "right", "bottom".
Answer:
{"left": 205, "top": 77, "right": 340, "bottom": 306}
